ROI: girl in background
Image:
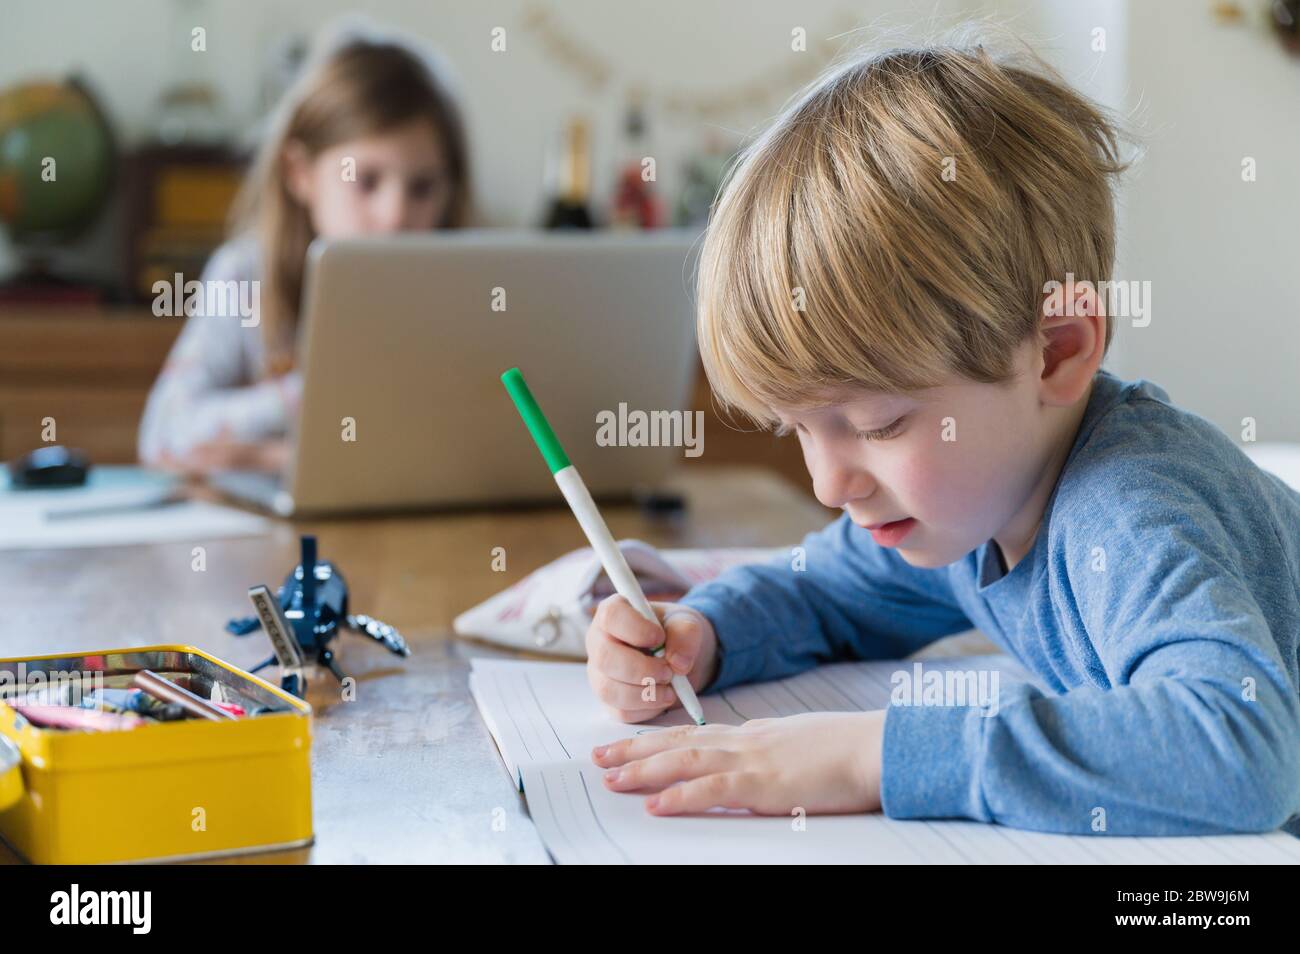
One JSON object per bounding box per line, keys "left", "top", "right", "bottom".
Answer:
{"left": 138, "top": 26, "right": 472, "bottom": 474}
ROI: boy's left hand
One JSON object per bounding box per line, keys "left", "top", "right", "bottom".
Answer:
{"left": 592, "top": 711, "right": 886, "bottom": 816}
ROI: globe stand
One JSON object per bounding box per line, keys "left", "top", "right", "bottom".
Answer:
{"left": 0, "top": 248, "right": 109, "bottom": 305}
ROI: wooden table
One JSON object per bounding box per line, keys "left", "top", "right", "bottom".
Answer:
{"left": 0, "top": 467, "right": 832, "bottom": 864}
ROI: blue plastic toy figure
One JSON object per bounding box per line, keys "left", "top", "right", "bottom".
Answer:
{"left": 228, "top": 535, "right": 410, "bottom": 684}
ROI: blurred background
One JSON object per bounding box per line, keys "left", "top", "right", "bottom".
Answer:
{"left": 1, "top": 0, "right": 1297, "bottom": 491}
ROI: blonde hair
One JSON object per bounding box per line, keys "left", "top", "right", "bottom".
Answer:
{"left": 697, "top": 40, "right": 1133, "bottom": 427}
{"left": 231, "top": 36, "right": 472, "bottom": 375}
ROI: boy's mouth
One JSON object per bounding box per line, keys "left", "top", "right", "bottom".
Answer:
{"left": 859, "top": 517, "right": 917, "bottom": 547}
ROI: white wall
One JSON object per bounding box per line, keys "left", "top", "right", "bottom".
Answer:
{"left": 4, "top": 0, "right": 1296, "bottom": 439}
{"left": 0, "top": 0, "right": 967, "bottom": 256}
{"left": 982, "top": 0, "right": 1300, "bottom": 441}
{"left": 1115, "top": 0, "right": 1300, "bottom": 442}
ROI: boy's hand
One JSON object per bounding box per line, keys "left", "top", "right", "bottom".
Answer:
{"left": 592, "top": 710, "right": 886, "bottom": 816}
{"left": 585, "top": 596, "right": 719, "bottom": 723}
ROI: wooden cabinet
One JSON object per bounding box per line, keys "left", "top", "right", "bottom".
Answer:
{"left": 0, "top": 308, "right": 180, "bottom": 463}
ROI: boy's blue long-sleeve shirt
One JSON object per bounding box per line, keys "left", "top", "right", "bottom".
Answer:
{"left": 679, "top": 370, "right": 1300, "bottom": 836}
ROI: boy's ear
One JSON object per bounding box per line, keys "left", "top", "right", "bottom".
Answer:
{"left": 281, "top": 139, "right": 314, "bottom": 206}
{"left": 1037, "top": 278, "right": 1106, "bottom": 401}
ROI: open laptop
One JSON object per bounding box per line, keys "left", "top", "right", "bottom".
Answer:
{"left": 209, "top": 230, "right": 701, "bottom": 516}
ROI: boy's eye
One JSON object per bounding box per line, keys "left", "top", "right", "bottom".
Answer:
{"left": 358, "top": 172, "right": 380, "bottom": 192}
{"left": 854, "top": 417, "right": 904, "bottom": 441}
{"left": 775, "top": 418, "right": 904, "bottom": 441}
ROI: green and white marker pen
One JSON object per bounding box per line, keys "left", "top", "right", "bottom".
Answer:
{"left": 501, "top": 367, "right": 706, "bottom": 726}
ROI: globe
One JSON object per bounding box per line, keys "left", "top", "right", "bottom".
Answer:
{"left": 0, "top": 79, "right": 114, "bottom": 242}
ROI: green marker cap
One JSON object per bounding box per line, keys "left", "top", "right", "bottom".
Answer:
{"left": 501, "top": 367, "right": 571, "bottom": 474}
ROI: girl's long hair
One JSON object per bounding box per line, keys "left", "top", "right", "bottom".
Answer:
{"left": 230, "top": 35, "right": 471, "bottom": 375}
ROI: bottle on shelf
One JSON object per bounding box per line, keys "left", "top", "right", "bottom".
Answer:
{"left": 610, "top": 97, "right": 663, "bottom": 230}
{"left": 543, "top": 116, "right": 595, "bottom": 229}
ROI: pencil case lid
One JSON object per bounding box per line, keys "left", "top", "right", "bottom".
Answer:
{"left": 452, "top": 541, "right": 784, "bottom": 657}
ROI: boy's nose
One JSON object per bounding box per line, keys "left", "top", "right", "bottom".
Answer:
{"left": 810, "top": 452, "right": 874, "bottom": 510}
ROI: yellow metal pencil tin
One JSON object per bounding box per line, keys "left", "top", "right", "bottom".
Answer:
{"left": 0, "top": 645, "right": 313, "bottom": 864}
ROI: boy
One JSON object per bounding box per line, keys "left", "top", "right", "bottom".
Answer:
{"left": 584, "top": 44, "right": 1300, "bottom": 836}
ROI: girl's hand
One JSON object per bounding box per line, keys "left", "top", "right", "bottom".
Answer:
{"left": 585, "top": 597, "right": 720, "bottom": 723}
{"left": 592, "top": 710, "right": 886, "bottom": 816}
{"left": 171, "top": 427, "right": 290, "bottom": 476}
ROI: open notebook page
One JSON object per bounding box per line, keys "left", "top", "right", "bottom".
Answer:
{"left": 469, "top": 656, "right": 1300, "bottom": 864}
{"left": 469, "top": 654, "right": 1040, "bottom": 784}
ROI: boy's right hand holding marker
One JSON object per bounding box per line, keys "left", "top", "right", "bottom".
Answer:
{"left": 585, "top": 595, "right": 719, "bottom": 723}
{"left": 586, "top": 593, "right": 887, "bottom": 817}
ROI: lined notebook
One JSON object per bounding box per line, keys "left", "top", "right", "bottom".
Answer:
{"left": 469, "top": 656, "right": 1300, "bottom": 864}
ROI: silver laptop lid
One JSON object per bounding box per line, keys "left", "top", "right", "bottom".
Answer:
{"left": 284, "top": 230, "right": 701, "bottom": 515}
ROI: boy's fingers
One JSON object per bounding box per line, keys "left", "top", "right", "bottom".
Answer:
{"left": 645, "top": 771, "right": 755, "bottom": 815}
{"left": 602, "top": 746, "right": 737, "bottom": 792}
{"left": 592, "top": 722, "right": 714, "bottom": 766}
{"left": 659, "top": 607, "right": 704, "bottom": 674}
{"left": 587, "top": 672, "right": 676, "bottom": 711}
{"left": 593, "top": 594, "right": 665, "bottom": 650}
{"left": 588, "top": 631, "right": 673, "bottom": 685}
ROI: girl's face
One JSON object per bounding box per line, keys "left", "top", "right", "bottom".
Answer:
{"left": 285, "top": 118, "right": 453, "bottom": 237}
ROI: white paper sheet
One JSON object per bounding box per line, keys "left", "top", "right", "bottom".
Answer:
{"left": 0, "top": 465, "right": 178, "bottom": 517}
{"left": 470, "top": 656, "right": 1300, "bottom": 864}
{"left": 518, "top": 760, "right": 1300, "bottom": 865}
{"left": 0, "top": 499, "right": 269, "bottom": 550}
